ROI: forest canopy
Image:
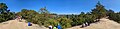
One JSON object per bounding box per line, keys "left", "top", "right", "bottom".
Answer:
{"left": 0, "top": 1, "right": 120, "bottom": 29}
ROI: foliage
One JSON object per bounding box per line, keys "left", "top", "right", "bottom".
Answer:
{"left": 0, "top": 3, "right": 15, "bottom": 22}
{"left": 91, "top": 1, "right": 107, "bottom": 19}
{"left": 108, "top": 10, "right": 120, "bottom": 23}
{"left": 3, "top": 1, "right": 120, "bottom": 29}
{"left": 52, "top": 17, "right": 72, "bottom": 29}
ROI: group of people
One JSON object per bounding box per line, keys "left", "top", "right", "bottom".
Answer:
{"left": 49, "top": 24, "right": 61, "bottom": 29}
{"left": 81, "top": 18, "right": 100, "bottom": 28}
{"left": 16, "top": 16, "right": 22, "bottom": 22}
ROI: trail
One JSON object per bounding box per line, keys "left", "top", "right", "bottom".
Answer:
{"left": 67, "top": 18, "right": 120, "bottom": 29}
{"left": 0, "top": 19, "right": 48, "bottom": 29}
{"left": 1, "top": 18, "right": 120, "bottom": 29}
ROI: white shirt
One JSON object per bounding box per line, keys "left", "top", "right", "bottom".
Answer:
{"left": 49, "top": 25, "right": 52, "bottom": 28}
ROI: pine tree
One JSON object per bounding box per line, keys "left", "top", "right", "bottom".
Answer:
{"left": 91, "top": 1, "right": 107, "bottom": 19}
{"left": 0, "top": 3, "right": 15, "bottom": 22}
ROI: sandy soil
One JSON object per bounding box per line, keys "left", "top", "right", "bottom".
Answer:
{"left": 0, "top": 19, "right": 48, "bottom": 29}
{"left": 67, "top": 18, "right": 120, "bottom": 29}
{"left": 1, "top": 18, "right": 120, "bottom": 29}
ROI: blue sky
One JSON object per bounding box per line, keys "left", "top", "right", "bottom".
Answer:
{"left": 0, "top": 0, "right": 120, "bottom": 14}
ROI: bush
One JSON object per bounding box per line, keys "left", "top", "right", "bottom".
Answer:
{"left": 108, "top": 12, "right": 120, "bottom": 23}
{"left": 57, "top": 17, "right": 72, "bottom": 29}
{"left": 0, "top": 3, "right": 15, "bottom": 23}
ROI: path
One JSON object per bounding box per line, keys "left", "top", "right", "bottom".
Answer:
{"left": 1, "top": 18, "right": 120, "bottom": 29}
{"left": 67, "top": 18, "right": 120, "bottom": 29}
{"left": 0, "top": 19, "right": 48, "bottom": 29}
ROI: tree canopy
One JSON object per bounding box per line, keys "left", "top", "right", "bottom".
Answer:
{"left": 0, "top": 3, "right": 15, "bottom": 22}
{"left": 91, "top": 1, "right": 107, "bottom": 19}
{"left": 1, "top": 1, "right": 120, "bottom": 29}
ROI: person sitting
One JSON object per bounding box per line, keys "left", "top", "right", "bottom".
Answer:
{"left": 28, "top": 22, "right": 32, "bottom": 26}
{"left": 57, "top": 23, "right": 61, "bottom": 29}
{"left": 49, "top": 25, "right": 52, "bottom": 29}
{"left": 53, "top": 26, "right": 57, "bottom": 29}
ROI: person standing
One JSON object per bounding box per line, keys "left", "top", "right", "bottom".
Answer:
{"left": 57, "top": 23, "right": 61, "bottom": 29}
{"left": 49, "top": 25, "right": 52, "bottom": 29}
{"left": 53, "top": 26, "right": 57, "bottom": 29}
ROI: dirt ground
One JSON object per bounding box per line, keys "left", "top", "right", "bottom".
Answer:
{"left": 67, "top": 18, "right": 120, "bottom": 29}
{"left": 1, "top": 18, "right": 120, "bottom": 29}
{"left": 0, "top": 19, "right": 48, "bottom": 29}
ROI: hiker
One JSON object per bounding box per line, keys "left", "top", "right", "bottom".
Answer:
{"left": 20, "top": 16, "right": 22, "bottom": 20}
{"left": 18, "top": 16, "right": 22, "bottom": 22}
{"left": 49, "top": 25, "right": 52, "bottom": 29}
{"left": 85, "top": 19, "right": 90, "bottom": 26}
{"left": 80, "top": 18, "right": 86, "bottom": 28}
{"left": 57, "top": 23, "right": 61, "bottom": 29}
{"left": 81, "top": 22, "right": 85, "bottom": 28}
{"left": 28, "top": 22, "right": 32, "bottom": 26}
{"left": 16, "top": 16, "right": 19, "bottom": 20}
{"left": 53, "top": 26, "right": 57, "bottom": 29}
{"left": 87, "top": 20, "right": 91, "bottom": 26}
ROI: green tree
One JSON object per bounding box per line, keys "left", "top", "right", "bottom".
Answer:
{"left": 107, "top": 9, "right": 120, "bottom": 23}
{"left": 91, "top": 1, "right": 107, "bottom": 19}
{"left": 39, "top": 7, "right": 49, "bottom": 14}
{"left": 57, "top": 17, "right": 72, "bottom": 29}
{"left": 71, "top": 14, "right": 80, "bottom": 26}
{"left": 16, "top": 9, "right": 39, "bottom": 22}
{"left": 107, "top": 9, "right": 114, "bottom": 16}
{"left": 0, "top": 3, "right": 15, "bottom": 22}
